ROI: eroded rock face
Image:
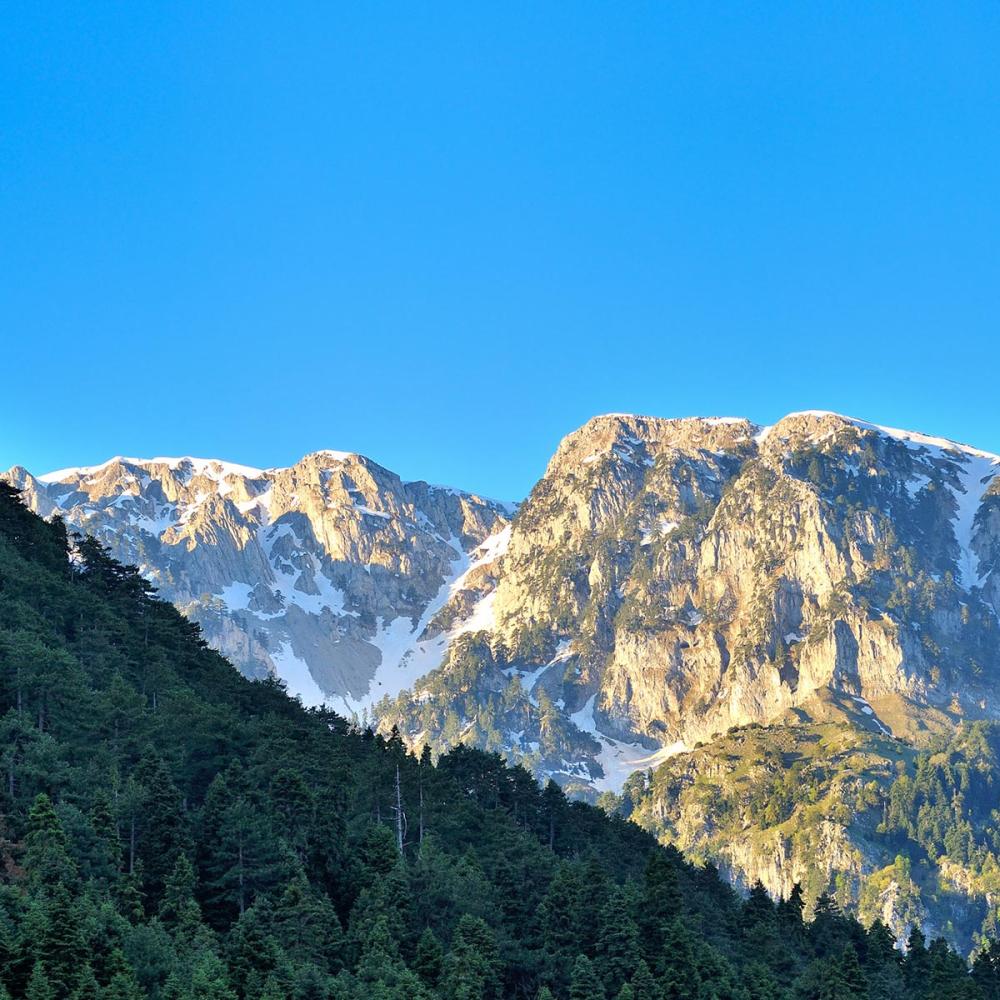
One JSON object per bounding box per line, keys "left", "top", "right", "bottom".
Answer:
{"left": 7, "top": 452, "right": 512, "bottom": 715}
{"left": 8, "top": 410, "right": 1000, "bottom": 786}
{"left": 377, "top": 410, "right": 1000, "bottom": 791}
{"left": 10, "top": 409, "right": 1000, "bottom": 948}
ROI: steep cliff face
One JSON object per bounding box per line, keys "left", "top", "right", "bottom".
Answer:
{"left": 7, "top": 452, "right": 511, "bottom": 716}
{"left": 381, "top": 410, "right": 1000, "bottom": 789}
{"left": 9, "top": 409, "right": 1000, "bottom": 946}
{"left": 10, "top": 410, "right": 1000, "bottom": 782}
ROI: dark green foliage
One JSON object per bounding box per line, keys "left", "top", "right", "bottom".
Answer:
{"left": 440, "top": 915, "right": 502, "bottom": 1000}
{"left": 414, "top": 927, "right": 445, "bottom": 987}
{"left": 594, "top": 885, "right": 642, "bottom": 994}
{"left": 0, "top": 483, "right": 990, "bottom": 1000}
{"left": 568, "top": 956, "right": 604, "bottom": 1000}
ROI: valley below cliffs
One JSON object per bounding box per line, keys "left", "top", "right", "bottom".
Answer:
{"left": 10, "top": 408, "right": 1000, "bottom": 948}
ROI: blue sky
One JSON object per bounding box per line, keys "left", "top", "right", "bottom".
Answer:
{"left": 3, "top": 4, "right": 999, "bottom": 501}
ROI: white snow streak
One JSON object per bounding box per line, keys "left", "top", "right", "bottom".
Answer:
{"left": 570, "top": 694, "right": 687, "bottom": 793}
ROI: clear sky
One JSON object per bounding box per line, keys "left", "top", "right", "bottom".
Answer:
{"left": 3, "top": 4, "right": 999, "bottom": 501}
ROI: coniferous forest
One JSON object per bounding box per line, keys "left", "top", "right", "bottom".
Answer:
{"left": 2, "top": 480, "right": 1000, "bottom": 1000}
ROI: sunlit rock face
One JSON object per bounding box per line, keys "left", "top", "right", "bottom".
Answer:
{"left": 13, "top": 409, "right": 1000, "bottom": 948}
{"left": 7, "top": 451, "right": 512, "bottom": 718}
{"left": 9, "top": 410, "right": 1000, "bottom": 792}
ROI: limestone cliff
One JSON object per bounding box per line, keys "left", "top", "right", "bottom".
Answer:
{"left": 6, "top": 452, "right": 511, "bottom": 715}
{"left": 10, "top": 409, "right": 1000, "bottom": 947}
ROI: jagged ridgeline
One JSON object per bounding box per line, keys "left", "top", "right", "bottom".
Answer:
{"left": 0, "top": 482, "right": 995, "bottom": 998}
{"left": 9, "top": 409, "right": 1000, "bottom": 951}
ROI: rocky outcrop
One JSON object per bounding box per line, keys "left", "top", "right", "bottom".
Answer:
{"left": 7, "top": 453, "right": 512, "bottom": 714}
{"left": 10, "top": 408, "right": 1000, "bottom": 948}
{"left": 8, "top": 409, "right": 1000, "bottom": 783}
{"left": 377, "top": 410, "right": 998, "bottom": 786}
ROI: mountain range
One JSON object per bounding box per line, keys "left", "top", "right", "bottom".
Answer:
{"left": 9, "top": 408, "right": 1000, "bottom": 946}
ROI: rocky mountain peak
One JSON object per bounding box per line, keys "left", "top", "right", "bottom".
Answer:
{"left": 8, "top": 410, "right": 1000, "bottom": 789}
{"left": 10, "top": 410, "right": 1000, "bottom": 948}
{"left": 7, "top": 449, "right": 512, "bottom": 717}
{"left": 550, "top": 412, "right": 759, "bottom": 473}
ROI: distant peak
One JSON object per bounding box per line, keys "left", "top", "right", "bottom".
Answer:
{"left": 759, "top": 411, "right": 1000, "bottom": 463}
{"left": 303, "top": 449, "right": 359, "bottom": 463}
{"left": 38, "top": 455, "right": 266, "bottom": 484}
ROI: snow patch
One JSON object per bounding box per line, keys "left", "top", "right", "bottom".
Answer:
{"left": 39, "top": 456, "right": 266, "bottom": 484}
{"left": 569, "top": 695, "right": 687, "bottom": 793}
{"left": 354, "top": 504, "right": 391, "bottom": 520}
{"left": 270, "top": 641, "right": 329, "bottom": 706}
{"left": 850, "top": 695, "right": 891, "bottom": 736}
{"left": 331, "top": 525, "right": 511, "bottom": 716}
{"left": 949, "top": 454, "right": 999, "bottom": 590}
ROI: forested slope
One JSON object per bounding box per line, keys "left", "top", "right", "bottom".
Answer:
{"left": 0, "top": 481, "right": 996, "bottom": 1000}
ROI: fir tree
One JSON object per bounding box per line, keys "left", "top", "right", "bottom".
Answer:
{"left": 23, "top": 794, "right": 76, "bottom": 889}
{"left": 270, "top": 875, "right": 343, "bottom": 974}
{"left": 25, "top": 963, "right": 55, "bottom": 1000}
{"left": 568, "top": 955, "right": 605, "bottom": 1000}
{"left": 133, "top": 747, "right": 189, "bottom": 909}
{"left": 440, "top": 915, "right": 503, "bottom": 1000}
{"left": 629, "top": 960, "right": 658, "bottom": 1000}
{"left": 22, "top": 882, "right": 87, "bottom": 997}
{"left": 189, "top": 951, "right": 238, "bottom": 1000}
{"left": 159, "top": 853, "right": 203, "bottom": 947}
{"left": 414, "top": 927, "right": 444, "bottom": 987}
{"left": 594, "top": 885, "right": 642, "bottom": 995}
{"left": 102, "top": 969, "right": 145, "bottom": 1000}
{"left": 973, "top": 939, "right": 1000, "bottom": 1000}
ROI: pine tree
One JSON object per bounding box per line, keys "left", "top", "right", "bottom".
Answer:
{"left": 810, "top": 894, "right": 851, "bottom": 961}
{"left": 541, "top": 780, "right": 565, "bottom": 850}
{"left": 189, "top": 951, "right": 238, "bottom": 1000}
{"left": 87, "top": 791, "right": 123, "bottom": 882}
{"left": 660, "top": 917, "right": 698, "bottom": 1000}
{"left": 440, "top": 915, "right": 503, "bottom": 1000}
{"left": 133, "top": 747, "right": 189, "bottom": 909}
{"left": 22, "top": 882, "right": 87, "bottom": 997}
{"left": 741, "top": 880, "right": 782, "bottom": 971}
{"left": 903, "top": 925, "right": 930, "bottom": 997}
{"left": 359, "top": 824, "right": 401, "bottom": 881}
{"left": 355, "top": 915, "right": 426, "bottom": 998}
{"left": 540, "top": 860, "right": 589, "bottom": 989}
{"left": 116, "top": 863, "right": 145, "bottom": 924}
{"left": 102, "top": 969, "right": 145, "bottom": 1000}
{"left": 568, "top": 955, "right": 605, "bottom": 1000}
{"left": 199, "top": 767, "right": 285, "bottom": 922}
{"left": 23, "top": 794, "right": 76, "bottom": 889}
{"left": 837, "top": 944, "right": 867, "bottom": 998}
{"left": 629, "top": 960, "right": 658, "bottom": 1000}
{"left": 268, "top": 767, "right": 314, "bottom": 859}
{"left": 346, "top": 858, "right": 415, "bottom": 965}
{"left": 225, "top": 900, "right": 281, "bottom": 996}
{"left": 927, "top": 937, "right": 971, "bottom": 999}
{"left": 742, "top": 960, "right": 782, "bottom": 1000}
{"left": 270, "top": 875, "right": 343, "bottom": 974}
{"left": 640, "top": 850, "right": 682, "bottom": 967}
{"left": 973, "top": 939, "right": 1000, "bottom": 1000}
{"left": 159, "top": 853, "right": 203, "bottom": 948}
{"left": 25, "top": 963, "right": 55, "bottom": 1000}
{"left": 594, "top": 885, "right": 642, "bottom": 995}
{"left": 414, "top": 927, "right": 444, "bottom": 987}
